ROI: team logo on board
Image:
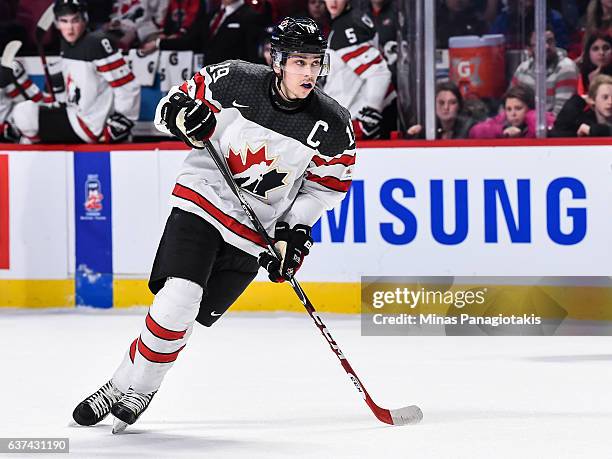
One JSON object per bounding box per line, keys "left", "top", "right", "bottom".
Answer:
{"left": 226, "top": 143, "right": 289, "bottom": 199}
{"left": 84, "top": 174, "right": 104, "bottom": 213}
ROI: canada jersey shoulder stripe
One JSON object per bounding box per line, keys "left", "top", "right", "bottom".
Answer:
{"left": 341, "top": 45, "right": 370, "bottom": 63}
{"left": 97, "top": 58, "right": 126, "bottom": 72}
{"left": 172, "top": 183, "right": 266, "bottom": 248}
{"left": 306, "top": 172, "right": 352, "bottom": 192}
{"left": 109, "top": 73, "right": 135, "bottom": 87}
{"left": 311, "top": 153, "right": 355, "bottom": 167}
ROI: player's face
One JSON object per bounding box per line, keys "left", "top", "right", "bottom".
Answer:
{"left": 325, "top": 0, "right": 348, "bottom": 19}
{"left": 279, "top": 54, "right": 322, "bottom": 99}
{"left": 593, "top": 83, "right": 612, "bottom": 121}
{"left": 504, "top": 97, "right": 529, "bottom": 127}
{"left": 57, "top": 13, "right": 87, "bottom": 44}
{"left": 589, "top": 38, "right": 612, "bottom": 68}
{"left": 435, "top": 90, "right": 459, "bottom": 122}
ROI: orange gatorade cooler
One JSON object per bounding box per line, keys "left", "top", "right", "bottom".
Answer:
{"left": 449, "top": 34, "right": 506, "bottom": 99}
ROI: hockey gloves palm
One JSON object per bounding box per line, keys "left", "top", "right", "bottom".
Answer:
{"left": 259, "top": 222, "right": 313, "bottom": 283}
{"left": 160, "top": 91, "right": 216, "bottom": 149}
{"left": 102, "top": 113, "right": 134, "bottom": 143}
{"left": 354, "top": 106, "right": 383, "bottom": 140}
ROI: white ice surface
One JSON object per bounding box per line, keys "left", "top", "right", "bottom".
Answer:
{"left": 1, "top": 309, "right": 612, "bottom": 458}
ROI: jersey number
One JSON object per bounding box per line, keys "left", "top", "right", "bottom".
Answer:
{"left": 345, "top": 28, "right": 357, "bottom": 44}
{"left": 101, "top": 38, "right": 114, "bottom": 54}
{"left": 208, "top": 62, "right": 230, "bottom": 83}
{"left": 346, "top": 124, "right": 355, "bottom": 145}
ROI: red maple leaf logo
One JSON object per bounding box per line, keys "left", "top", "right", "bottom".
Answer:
{"left": 227, "top": 144, "right": 273, "bottom": 175}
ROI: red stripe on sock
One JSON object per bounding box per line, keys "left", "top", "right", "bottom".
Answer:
{"left": 145, "top": 312, "right": 186, "bottom": 341}
{"left": 137, "top": 337, "right": 185, "bottom": 363}
{"left": 129, "top": 338, "right": 137, "bottom": 363}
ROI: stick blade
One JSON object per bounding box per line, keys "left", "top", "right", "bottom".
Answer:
{"left": 37, "top": 4, "right": 55, "bottom": 34}
{"left": 112, "top": 417, "right": 129, "bottom": 434}
{"left": 390, "top": 405, "right": 423, "bottom": 425}
{"left": 1, "top": 40, "right": 22, "bottom": 68}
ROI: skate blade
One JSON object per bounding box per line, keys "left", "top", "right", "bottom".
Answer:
{"left": 112, "top": 417, "right": 129, "bottom": 434}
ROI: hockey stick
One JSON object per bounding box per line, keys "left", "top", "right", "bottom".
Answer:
{"left": 202, "top": 139, "right": 423, "bottom": 425}
{"left": 1, "top": 40, "right": 22, "bottom": 68}
{"left": 35, "top": 4, "right": 56, "bottom": 102}
{"left": 1, "top": 40, "right": 28, "bottom": 99}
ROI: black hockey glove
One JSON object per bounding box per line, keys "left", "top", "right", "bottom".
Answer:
{"left": 0, "top": 66, "right": 12, "bottom": 88}
{"left": 160, "top": 91, "right": 216, "bottom": 149}
{"left": 355, "top": 106, "right": 383, "bottom": 140}
{"left": 102, "top": 113, "right": 134, "bottom": 143}
{"left": 258, "top": 222, "right": 313, "bottom": 283}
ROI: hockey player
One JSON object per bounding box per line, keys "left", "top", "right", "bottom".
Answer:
{"left": 5, "top": 0, "right": 140, "bottom": 144}
{"left": 0, "top": 58, "right": 46, "bottom": 141}
{"left": 323, "top": 0, "right": 393, "bottom": 139}
{"left": 71, "top": 17, "right": 355, "bottom": 433}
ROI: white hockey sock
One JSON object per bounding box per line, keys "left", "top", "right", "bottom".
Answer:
{"left": 127, "top": 278, "right": 203, "bottom": 394}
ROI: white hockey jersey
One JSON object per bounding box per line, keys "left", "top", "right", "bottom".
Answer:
{"left": 155, "top": 60, "right": 356, "bottom": 257}
{"left": 323, "top": 6, "right": 392, "bottom": 118}
{"left": 0, "top": 61, "right": 45, "bottom": 124}
{"left": 59, "top": 31, "right": 140, "bottom": 142}
{"left": 110, "top": 0, "right": 169, "bottom": 42}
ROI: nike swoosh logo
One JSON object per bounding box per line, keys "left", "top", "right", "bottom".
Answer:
{"left": 232, "top": 100, "right": 249, "bottom": 108}
{"left": 210, "top": 311, "right": 223, "bottom": 317}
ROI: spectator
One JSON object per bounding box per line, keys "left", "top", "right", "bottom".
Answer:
{"left": 436, "top": 0, "right": 488, "bottom": 49}
{"left": 203, "top": 0, "right": 264, "bottom": 65}
{"left": 577, "top": 32, "right": 612, "bottom": 95}
{"left": 105, "top": 0, "right": 169, "bottom": 50}
{"left": 407, "top": 81, "right": 476, "bottom": 139}
{"left": 3, "top": 0, "right": 139, "bottom": 144}
{"left": 490, "top": 0, "right": 569, "bottom": 50}
{"left": 323, "top": 0, "right": 393, "bottom": 139}
{"left": 583, "top": 0, "right": 612, "bottom": 45}
{"left": 550, "top": 74, "right": 612, "bottom": 137}
{"left": 469, "top": 84, "right": 555, "bottom": 138}
{"left": 139, "top": 0, "right": 206, "bottom": 53}
{"left": 511, "top": 28, "right": 579, "bottom": 116}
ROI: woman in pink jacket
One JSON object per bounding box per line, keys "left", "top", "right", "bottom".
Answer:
{"left": 469, "top": 84, "right": 555, "bottom": 138}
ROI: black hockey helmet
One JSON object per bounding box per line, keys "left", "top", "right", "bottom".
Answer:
{"left": 270, "top": 17, "right": 330, "bottom": 76}
{"left": 53, "top": 0, "right": 88, "bottom": 19}
{"left": 271, "top": 17, "right": 327, "bottom": 55}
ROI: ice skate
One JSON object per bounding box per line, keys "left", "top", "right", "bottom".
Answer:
{"left": 111, "top": 388, "right": 156, "bottom": 434}
{"left": 72, "top": 380, "right": 124, "bottom": 426}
